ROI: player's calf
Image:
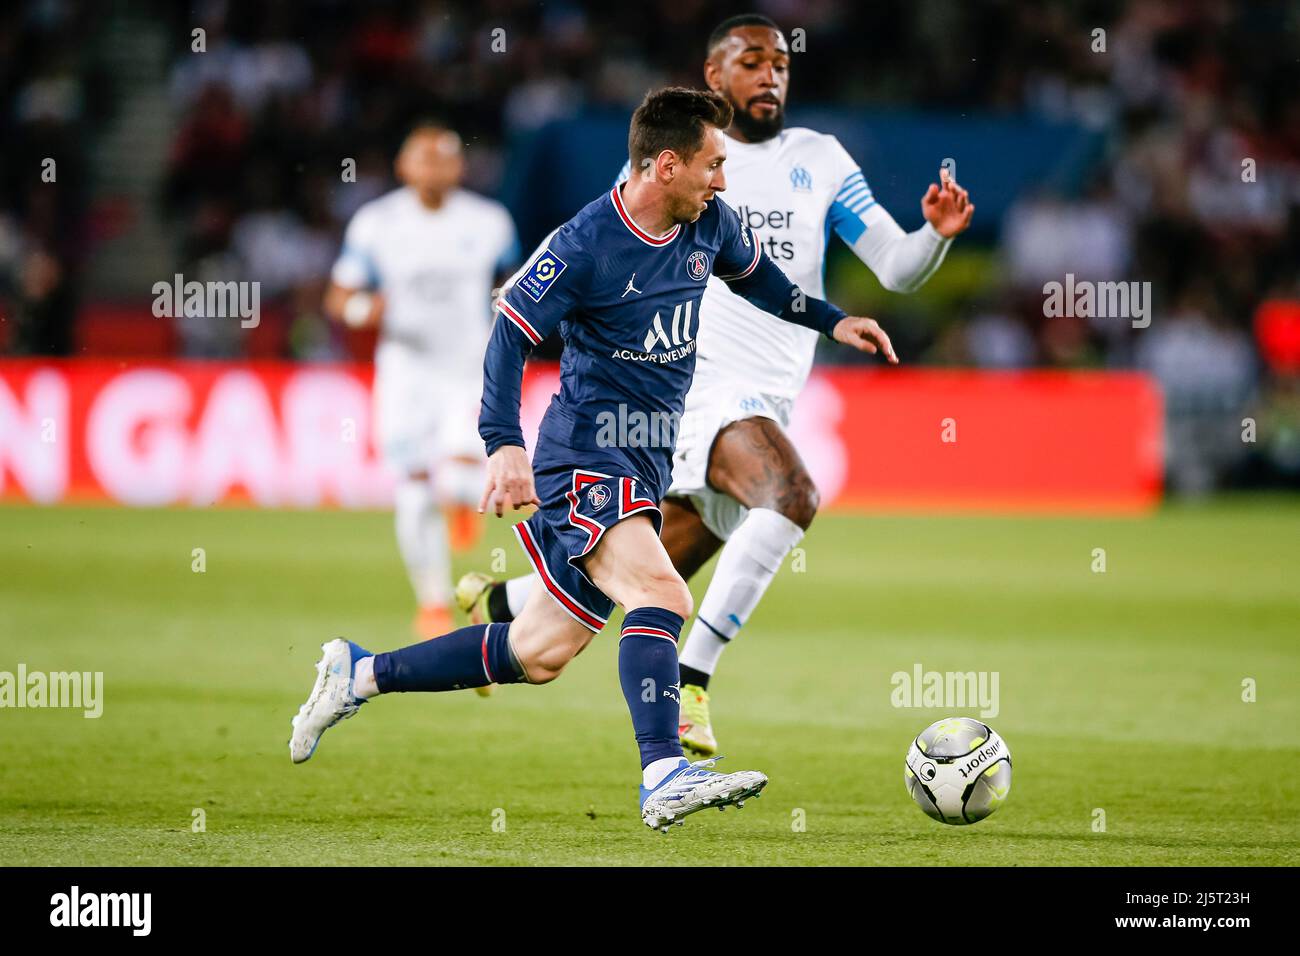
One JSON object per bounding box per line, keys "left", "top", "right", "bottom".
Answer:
{"left": 370, "top": 622, "right": 529, "bottom": 692}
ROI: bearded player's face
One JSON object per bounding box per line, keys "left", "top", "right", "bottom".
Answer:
{"left": 707, "top": 25, "right": 790, "bottom": 143}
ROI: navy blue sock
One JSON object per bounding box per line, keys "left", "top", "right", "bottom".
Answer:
{"left": 373, "top": 623, "right": 523, "bottom": 693}
{"left": 618, "top": 607, "right": 686, "bottom": 768}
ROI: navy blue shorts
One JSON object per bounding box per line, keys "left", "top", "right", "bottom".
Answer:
{"left": 514, "top": 464, "right": 663, "bottom": 632}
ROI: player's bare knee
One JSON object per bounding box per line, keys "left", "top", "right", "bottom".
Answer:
{"left": 778, "top": 473, "right": 820, "bottom": 529}
{"left": 630, "top": 573, "right": 692, "bottom": 620}
{"left": 667, "top": 580, "right": 693, "bottom": 620}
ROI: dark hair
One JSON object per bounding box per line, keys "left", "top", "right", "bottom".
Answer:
{"left": 402, "top": 119, "right": 458, "bottom": 144}
{"left": 628, "top": 87, "right": 733, "bottom": 169}
{"left": 706, "top": 13, "right": 780, "bottom": 56}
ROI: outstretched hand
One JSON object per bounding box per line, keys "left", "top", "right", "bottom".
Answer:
{"left": 832, "top": 316, "right": 898, "bottom": 364}
{"left": 922, "top": 167, "right": 974, "bottom": 238}
{"left": 479, "top": 445, "right": 540, "bottom": 517}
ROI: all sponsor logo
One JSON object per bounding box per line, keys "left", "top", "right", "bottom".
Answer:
{"left": 608, "top": 300, "right": 698, "bottom": 364}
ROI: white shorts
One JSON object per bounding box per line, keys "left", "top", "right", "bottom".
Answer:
{"left": 374, "top": 344, "right": 483, "bottom": 476}
{"left": 667, "top": 378, "right": 795, "bottom": 540}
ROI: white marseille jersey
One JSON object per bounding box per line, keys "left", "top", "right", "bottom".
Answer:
{"left": 696, "top": 128, "right": 868, "bottom": 397}
{"left": 331, "top": 186, "right": 518, "bottom": 372}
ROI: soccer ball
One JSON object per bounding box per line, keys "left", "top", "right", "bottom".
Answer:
{"left": 904, "top": 717, "right": 1012, "bottom": 825}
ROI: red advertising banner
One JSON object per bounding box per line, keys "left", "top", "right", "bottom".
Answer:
{"left": 0, "top": 359, "right": 1162, "bottom": 512}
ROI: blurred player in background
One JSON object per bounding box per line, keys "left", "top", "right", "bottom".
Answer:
{"left": 458, "top": 14, "right": 973, "bottom": 749}
{"left": 325, "top": 123, "right": 520, "bottom": 642}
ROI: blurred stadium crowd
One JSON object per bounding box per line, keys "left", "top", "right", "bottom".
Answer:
{"left": 2, "top": 0, "right": 1298, "bottom": 490}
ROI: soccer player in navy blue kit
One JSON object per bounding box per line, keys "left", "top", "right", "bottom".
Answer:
{"left": 289, "top": 88, "right": 897, "bottom": 832}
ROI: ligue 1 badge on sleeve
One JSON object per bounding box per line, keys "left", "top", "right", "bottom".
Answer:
{"left": 519, "top": 249, "right": 568, "bottom": 302}
{"left": 687, "top": 250, "right": 709, "bottom": 280}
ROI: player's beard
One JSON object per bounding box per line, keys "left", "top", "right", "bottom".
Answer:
{"left": 731, "top": 96, "right": 785, "bottom": 143}
{"left": 673, "top": 193, "right": 707, "bottom": 224}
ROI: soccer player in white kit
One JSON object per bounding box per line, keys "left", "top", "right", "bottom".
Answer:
{"left": 326, "top": 124, "right": 519, "bottom": 645}
{"left": 459, "top": 15, "right": 974, "bottom": 742}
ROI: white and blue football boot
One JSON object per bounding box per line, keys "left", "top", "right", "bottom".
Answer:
{"left": 289, "top": 638, "right": 371, "bottom": 763}
{"left": 639, "top": 756, "right": 768, "bottom": 832}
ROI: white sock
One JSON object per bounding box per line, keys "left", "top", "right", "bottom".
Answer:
{"left": 643, "top": 756, "right": 684, "bottom": 789}
{"left": 394, "top": 477, "right": 451, "bottom": 607}
{"left": 505, "top": 575, "right": 535, "bottom": 617}
{"left": 679, "top": 508, "right": 805, "bottom": 678}
{"left": 353, "top": 656, "right": 378, "bottom": 699}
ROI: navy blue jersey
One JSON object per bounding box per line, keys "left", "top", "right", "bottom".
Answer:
{"left": 480, "top": 185, "right": 846, "bottom": 494}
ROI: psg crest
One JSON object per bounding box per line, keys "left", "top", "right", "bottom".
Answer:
{"left": 686, "top": 250, "right": 709, "bottom": 280}
{"left": 587, "top": 483, "right": 611, "bottom": 510}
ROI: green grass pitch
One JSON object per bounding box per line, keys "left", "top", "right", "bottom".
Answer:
{"left": 1, "top": 499, "right": 1297, "bottom": 866}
